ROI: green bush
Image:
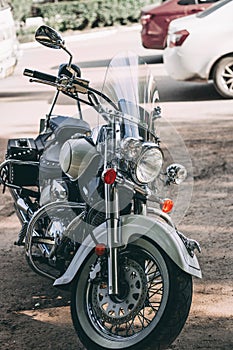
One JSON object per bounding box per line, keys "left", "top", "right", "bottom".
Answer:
{"left": 31, "top": 0, "right": 155, "bottom": 32}
{"left": 10, "top": 0, "right": 33, "bottom": 22}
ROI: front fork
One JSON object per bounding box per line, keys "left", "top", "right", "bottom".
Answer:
{"left": 105, "top": 182, "right": 122, "bottom": 295}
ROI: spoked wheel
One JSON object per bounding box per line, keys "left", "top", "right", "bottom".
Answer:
{"left": 71, "top": 238, "right": 193, "bottom": 350}
{"left": 213, "top": 56, "right": 233, "bottom": 98}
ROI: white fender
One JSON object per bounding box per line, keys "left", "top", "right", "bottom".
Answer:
{"left": 54, "top": 214, "right": 201, "bottom": 287}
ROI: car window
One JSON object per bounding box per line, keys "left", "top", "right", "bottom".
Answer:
{"left": 177, "top": 0, "right": 196, "bottom": 5}
{"left": 198, "top": 0, "right": 219, "bottom": 3}
{"left": 197, "top": 0, "right": 232, "bottom": 17}
{"left": 177, "top": 0, "right": 215, "bottom": 5}
{"left": 177, "top": 0, "right": 218, "bottom": 5}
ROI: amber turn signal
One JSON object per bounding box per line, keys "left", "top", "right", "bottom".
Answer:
{"left": 161, "top": 199, "right": 174, "bottom": 213}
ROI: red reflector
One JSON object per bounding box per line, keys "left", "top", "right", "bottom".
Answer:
{"left": 161, "top": 199, "right": 174, "bottom": 213}
{"left": 103, "top": 168, "right": 117, "bottom": 185}
{"left": 95, "top": 243, "right": 106, "bottom": 256}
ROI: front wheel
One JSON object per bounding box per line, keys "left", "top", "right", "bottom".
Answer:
{"left": 213, "top": 56, "right": 233, "bottom": 98}
{"left": 71, "top": 238, "right": 193, "bottom": 350}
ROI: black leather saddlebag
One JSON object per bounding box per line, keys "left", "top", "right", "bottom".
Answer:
{"left": 6, "top": 138, "right": 39, "bottom": 186}
{"left": 6, "top": 138, "right": 38, "bottom": 161}
{"left": 7, "top": 163, "right": 39, "bottom": 186}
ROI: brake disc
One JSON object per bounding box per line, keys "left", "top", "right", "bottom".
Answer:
{"left": 92, "top": 258, "right": 148, "bottom": 325}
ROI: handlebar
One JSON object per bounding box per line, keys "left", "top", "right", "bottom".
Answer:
{"left": 23, "top": 67, "right": 118, "bottom": 110}
{"left": 23, "top": 69, "right": 57, "bottom": 83}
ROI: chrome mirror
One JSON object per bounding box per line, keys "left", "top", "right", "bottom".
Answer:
{"left": 35, "top": 25, "right": 64, "bottom": 49}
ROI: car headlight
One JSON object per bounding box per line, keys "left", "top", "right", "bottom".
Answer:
{"left": 135, "top": 144, "right": 163, "bottom": 184}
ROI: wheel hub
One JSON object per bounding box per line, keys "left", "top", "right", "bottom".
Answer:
{"left": 92, "top": 259, "right": 147, "bottom": 324}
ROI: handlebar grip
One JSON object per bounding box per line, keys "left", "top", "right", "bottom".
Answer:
{"left": 23, "top": 69, "right": 57, "bottom": 83}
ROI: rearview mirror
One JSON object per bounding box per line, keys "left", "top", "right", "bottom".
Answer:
{"left": 35, "top": 25, "right": 64, "bottom": 49}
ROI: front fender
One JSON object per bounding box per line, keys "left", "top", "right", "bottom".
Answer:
{"left": 54, "top": 215, "right": 201, "bottom": 287}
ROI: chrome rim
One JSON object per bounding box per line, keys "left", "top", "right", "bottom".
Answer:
{"left": 221, "top": 61, "right": 233, "bottom": 93}
{"left": 86, "top": 249, "right": 169, "bottom": 340}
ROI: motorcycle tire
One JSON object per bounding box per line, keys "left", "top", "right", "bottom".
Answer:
{"left": 71, "top": 237, "right": 193, "bottom": 350}
{"left": 213, "top": 56, "right": 233, "bottom": 99}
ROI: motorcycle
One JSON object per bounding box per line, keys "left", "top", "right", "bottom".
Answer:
{"left": 0, "top": 25, "right": 201, "bottom": 350}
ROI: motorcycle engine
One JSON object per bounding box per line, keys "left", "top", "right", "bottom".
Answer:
{"left": 40, "top": 179, "right": 68, "bottom": 206}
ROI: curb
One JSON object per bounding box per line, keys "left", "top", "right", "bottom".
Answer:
{"left": 20, "top": 24, "right": 141, "bottom": 50}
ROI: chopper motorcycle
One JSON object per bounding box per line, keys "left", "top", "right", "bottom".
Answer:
{"left": 0, "top": 26, "right": 201, "bottom": 350}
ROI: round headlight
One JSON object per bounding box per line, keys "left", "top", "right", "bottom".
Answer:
{"left": 166, "top": 163, "right": 187, "bottom": 185}
{"left": 121, "top": 137, "right": 142, "bottom": 160}
{"left": 135, "top": 146, "right": 163, "bottom": 184}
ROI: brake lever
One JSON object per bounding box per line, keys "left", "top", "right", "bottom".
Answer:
{"left": 67, "top": 77, "right": 90, "bottom": 94}
{"left": 29, "top": 78, "right": 58, "bottom": 88}
{"left": 28, "top": 74, "right": 90, "bottom": 95}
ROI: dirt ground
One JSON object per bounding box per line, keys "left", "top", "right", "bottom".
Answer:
{"left": 0, "top": 116, "right": 232, "bottom": 350}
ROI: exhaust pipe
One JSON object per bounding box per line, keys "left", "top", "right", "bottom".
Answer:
{"left": 16, "top": 198, "right": 30, "bottom": 215}
{"left": 9, "top": 189, "right": 33, "bottom": 245}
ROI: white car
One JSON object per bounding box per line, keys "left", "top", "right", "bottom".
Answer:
{"left": 163, "top": 0, "right": 233, "bottom": 98}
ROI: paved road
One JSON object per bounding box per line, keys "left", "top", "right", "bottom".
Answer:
{"left": 0, "top": 25, "right": 232, "bottom": 138}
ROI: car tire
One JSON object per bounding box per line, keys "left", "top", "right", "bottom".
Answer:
{"left": 213, "top": 56, "right": 233, "bottom": 98}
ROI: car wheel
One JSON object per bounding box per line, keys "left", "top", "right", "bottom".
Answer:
{"left": 213, "top": 56, "right": 233, "bottom": 98}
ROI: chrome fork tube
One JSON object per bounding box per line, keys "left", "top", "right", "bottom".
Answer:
{"left": 103, "top": 119, "right": 122, "bottom": 295}
{"left": 105, "top": 183, "right": 121, "bottom": 295}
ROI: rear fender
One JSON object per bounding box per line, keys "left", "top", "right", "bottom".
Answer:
{"left": 53, "top": 214, "right": 201, "bottom": 287}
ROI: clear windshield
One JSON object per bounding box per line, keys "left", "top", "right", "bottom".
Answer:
{"left": 100, "top": 52, "right": 160, "bottom": 138}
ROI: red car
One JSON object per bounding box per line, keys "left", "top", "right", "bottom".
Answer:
{"left": 140, "top": 0, "right": 219, "bottom": 50}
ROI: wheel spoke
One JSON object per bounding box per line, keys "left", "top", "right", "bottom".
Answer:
{"left": 222, "top": 64, "right": 233, "bottom": 92}
{"left": 88, "top": 249, "right": 168, "bottom": 339}
{"left": 225, "top": 65, "right": 233, "bottom": 76}
{"left": 223, "top": 78, "right": 233, "bottom": 91}
{"left": 222, "top": 73, "right": 233, "bottom": 78}
{"left": 221, "top": 62, "right": 233, "bottom": 92}
{"left": 137, "top": 309, "right": 152, "bottom": 326}
{"left": 225, "top": 78, "right": 233, "bottom": 85}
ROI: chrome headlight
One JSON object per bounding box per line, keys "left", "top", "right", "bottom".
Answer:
{"left": 166, "top": 163, "right": 187, "bottom": 185}
{"left": 121, "top": 137, "right": 142, "bottom": 160}
{"left": 135, "top": 144, "right": 163, "bottom": 184}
